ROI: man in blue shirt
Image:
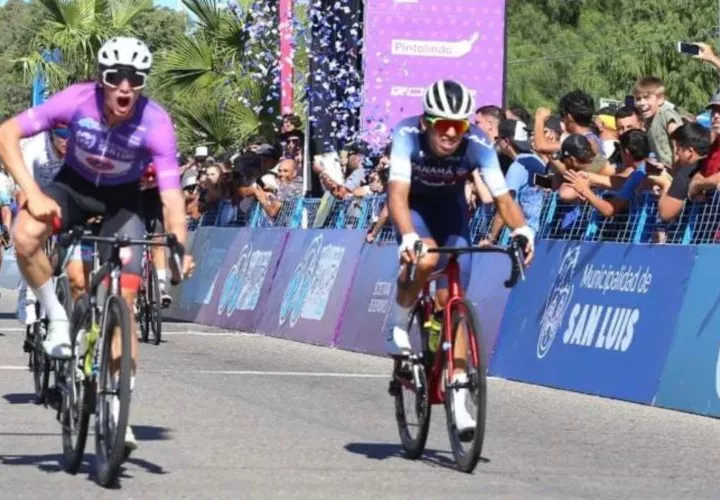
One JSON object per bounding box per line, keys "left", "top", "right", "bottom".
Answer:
{"left": 481, "top": 119, "right": 547, "bottom": 243}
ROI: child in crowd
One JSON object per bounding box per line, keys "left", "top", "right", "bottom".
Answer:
{"left": 633, "top": 76, "right": 683, "bottom": 167}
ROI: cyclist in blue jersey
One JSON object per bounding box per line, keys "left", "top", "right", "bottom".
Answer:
{"left": 386, "top": 80, "right": 535, "bottom": 434}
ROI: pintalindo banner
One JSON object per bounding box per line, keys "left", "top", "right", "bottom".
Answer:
{"left": 361, "top": 0, "right": 507, "bottom": 145}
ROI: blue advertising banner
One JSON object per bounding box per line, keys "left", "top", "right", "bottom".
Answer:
{"left": 464, "top": 253, "right": 514, "bottom": 358}
{"left": 335, "top": 243, "right": 399, "bottom": 355}
{"left": 255, "top": 230, "right": 365, "bottom": 346}
{"left": 169, "top": 227, "right": 239, "bottom": 321}
{"left": 654, "top": 246, "right": 720, "bottom": 417}
{"left": 197, "top": 229, "right": 289, "bottom": 331}
{"left": 491, "top": 241, "right": 695, "bottom": 404}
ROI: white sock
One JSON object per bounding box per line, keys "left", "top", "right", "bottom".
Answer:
{"left": 156, "top": 268, "right": 167, "bottom": 292}
{"left": 392, "top": 304, "right": 412, "bottom": 328}
{"left": 31, "top": 280, "right": 67, "bottom": 322}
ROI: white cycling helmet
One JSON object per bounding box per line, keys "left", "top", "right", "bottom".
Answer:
{"left": 423, "top": 80, "right": 475, "bottom": 120}
{"left": 97, "top": 37, "right": 152, "bottom": 72}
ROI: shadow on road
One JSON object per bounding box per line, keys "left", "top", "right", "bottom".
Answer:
{"left": 3, "top": 393, "right": 37, "bottom": 405}
{"left": 344, "top": 442, "right": 490, "bottom": 471}
{"left": 0, "top": 452, "right": 169, "bottom": 485}
{"left": 0, "top": 312, "right": 21, "bottom": 320}
{"left": 132, "top": 425, "right": 173, "bottom": 441}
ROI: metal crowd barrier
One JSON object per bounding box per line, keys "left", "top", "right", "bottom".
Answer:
{"left": 187, "top": 189, "right": 720, "bottom": 246}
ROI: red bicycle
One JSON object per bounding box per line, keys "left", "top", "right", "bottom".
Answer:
{"left": 388, "top": 237, "right": 527, "bottom": 473}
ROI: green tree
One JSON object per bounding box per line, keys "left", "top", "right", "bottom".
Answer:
{"left": 157, "top": 0, "right": 281, "bottom": 153}
{"left": 19, "top": 0, "right": 155, "bottom": 92}
{"left": 0, "top": 0, "right": 45, "bottom": 120}
{"left": 506, "top": 0, "right": 720, "bottom": 114}
{"left": 131, "top": 7, "right": 189, "bottom": 105}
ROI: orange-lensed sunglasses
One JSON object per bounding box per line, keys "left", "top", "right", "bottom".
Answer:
{"left": 424, "top": 115, "right": 470, "bottom": 135}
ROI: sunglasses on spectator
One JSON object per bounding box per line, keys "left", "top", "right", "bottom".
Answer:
{"left": 424, "top": 116, "right": 470, "bottom": 135}
{"left": 52, "top": 127, "right": 71, "bottom": 139}
{"left": 102, "top": 68, "right": 148, "bottom": 90}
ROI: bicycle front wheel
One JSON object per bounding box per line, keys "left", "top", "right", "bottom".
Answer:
{"left": 391, "top": 305, "right": 431, "bottom": 459}
{"left": 95, "top": 295, "right": 132, "bottom": 488}
{"left": 62, "top": 295, "right": 91, "bottom": 473}
{"left": 444, "top": 298, "right": 487, "bottom": 474}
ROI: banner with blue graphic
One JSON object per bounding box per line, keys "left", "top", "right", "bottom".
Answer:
{"left": 173, "top": 227, "right": 237, "bottom": 320}
{"left": 655, "top": 246, "right": 720, "bottom": 417}
{"left": 336, "top": 243, "right": 399, "bottom": 354}
{"left": 255, "top": 230, "right": 365, "bottom": 346}
{"left": 491, "top": 241, "right": 695, "bottom": 404}
{"left": 198, "top": 229, "right": 289, "bottom": 331}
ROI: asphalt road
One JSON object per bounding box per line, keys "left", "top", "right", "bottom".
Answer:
{"left": 0, "top": 287, "right": 718, "bottom": 499}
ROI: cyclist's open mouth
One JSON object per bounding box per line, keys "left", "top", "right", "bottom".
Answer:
{"left": 116, "top": 96, "right": 132, "bottom": 112}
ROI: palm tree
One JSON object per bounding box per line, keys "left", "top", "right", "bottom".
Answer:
{"left": 18, "top": 0, "right": 153, "bottom": 93}
{"left": 157, "top": 0, "right": 283, "bottom": 151}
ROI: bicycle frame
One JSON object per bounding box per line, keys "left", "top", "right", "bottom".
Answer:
{"left": 401, "top": 240, "right": 526, "bottom": 405}
{"left": 418, "top": 255, "right": 478, "bottom": 406}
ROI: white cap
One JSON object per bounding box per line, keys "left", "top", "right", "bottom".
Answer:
{"left": 182, "top": 174, "right": 198, "bottom": 189}
{"left": 195, "top": 146, "right": 208, "bottom": 158}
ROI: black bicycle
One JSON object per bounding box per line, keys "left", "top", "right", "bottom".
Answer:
{"left": 136, "top": 232, "right": 164, "bottom": 345}
{"left": 24, "top": 238, "right": 74, "bottom": 406}
{"left": 55, "top": 224, "right": 184, "bottom": 487}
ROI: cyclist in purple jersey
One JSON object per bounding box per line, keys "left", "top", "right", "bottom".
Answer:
{"left": 0, "top": 37, "right": 194, "bottom": 451}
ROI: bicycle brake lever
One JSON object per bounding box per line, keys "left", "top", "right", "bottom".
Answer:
{"left": 503, "top": 237, "right": 527, "bottom": 288}
{"left": 407, "top": 240, "right": 424, "bottom": 283}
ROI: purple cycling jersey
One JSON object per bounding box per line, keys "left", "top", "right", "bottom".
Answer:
{"left": 17, "top": 82, "right": 181, "bottom": 192}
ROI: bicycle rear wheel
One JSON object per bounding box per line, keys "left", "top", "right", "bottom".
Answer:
{"left": 31, "top": 319, "right": 49, "bottom": 404}
{"left": 61, "top": 295, "right": 91, "bottom": 473}
{"left": 390, "top": 305, "right": 431, "bottom": 459}
{"left": 148, "top": 261, "right": 162, "bottom": 345}
{"left": 443, "top": 298, "right": 487, "bottom": 473}
{"left": 137, "top": 289, "right": 150, "bottom": 343}
{"left": 95, "top": 295, "right": 132, "bottom": 488}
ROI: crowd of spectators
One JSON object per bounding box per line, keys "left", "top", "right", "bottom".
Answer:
{"left": 182, "top": 111, "right": 393, "bottom": 229}
{"left": 460, "top": 41, "right": 720, "bottom": 245}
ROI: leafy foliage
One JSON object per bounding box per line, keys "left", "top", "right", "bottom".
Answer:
{"left": 157, "top": 0, "right": 282, "bottom": 154}
{"left": 506, "top": 0, "right": 720, "bottom": 113}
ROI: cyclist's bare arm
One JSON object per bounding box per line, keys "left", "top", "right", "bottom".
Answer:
{"left": 494, "top": 193, "right": 525, "bottom": 230}
{"left": 387, "top": 181, "right": 414, "bottom": 237}
{"left": 0, "top": 118, "right": 42, "bottom": 201}
{"left": 159, "top": 189, "right": 188, "bottom": 247}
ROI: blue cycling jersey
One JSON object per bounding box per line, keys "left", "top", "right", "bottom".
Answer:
{"left": 388, "top": 115, "right": 509, "bottom": 203}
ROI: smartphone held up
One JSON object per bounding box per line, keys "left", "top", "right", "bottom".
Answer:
{"left": 677, "top": 42, "right": 700, "bottom": 56}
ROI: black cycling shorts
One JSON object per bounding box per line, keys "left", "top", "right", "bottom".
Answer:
{"left": 43, "top": 166, "right": 145, "bottom": 288}
{"left": 140, "top": 188, "right": 164, "bottom": 234}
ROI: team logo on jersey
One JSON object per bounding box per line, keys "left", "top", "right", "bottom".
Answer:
{"left": 75, "top": 130, "right": 97, "bottom": 150}
{"left": 78, "top": 118, "right": 103, "bottom": 131}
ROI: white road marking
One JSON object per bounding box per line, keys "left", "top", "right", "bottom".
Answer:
{"left": 0, "top": 365, "right": 388, "bottom": 378}
{"left": 160, "top": 331, "right": 257, "bottom": 337}
{"left": 144, "top": 369, "right": 389, "bottom": 378}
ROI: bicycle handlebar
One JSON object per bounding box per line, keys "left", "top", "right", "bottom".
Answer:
{"left": 54, "top": 218, "right": 186, "bottom": 286}
{"left": 406, "top": 235, "right": 528, "bottom": 288}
